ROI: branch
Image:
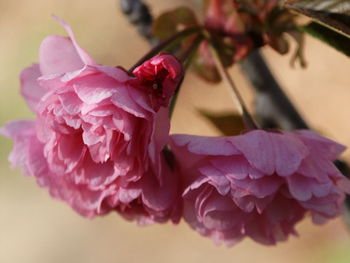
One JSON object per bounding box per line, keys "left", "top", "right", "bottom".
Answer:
{"left": 120, "top": 0, "right": 157, "bottom": 45}
{"left": 239, "top": 50, "right": 309, "bottom": 130}
{"left": 208, "top": 38, "right": 258, "bottom": 130}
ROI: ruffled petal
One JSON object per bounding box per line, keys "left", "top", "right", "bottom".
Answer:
{"left": 20, "top": 64, "right": 47, "bottom": 112}
{"left": 231, "top": 130, "right": 308, "bottom": 176}
{"left": 0, "top": 120, "right": 36, "bottom": 169}
{"left": 295, "top": 130, "right": 346, "bottom": 160}
{"left": 171, "top": 134, "right": 241, "bottom": 156}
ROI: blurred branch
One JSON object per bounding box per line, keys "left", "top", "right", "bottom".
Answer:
{"left": 239, "top": 50, "right": 309, "bottom": 130}
{"left": 120, "top": 0, "right": 157, "bottom": 45}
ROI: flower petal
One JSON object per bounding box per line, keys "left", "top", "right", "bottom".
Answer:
{"left": 232, "top": 130, "right": 308, "bottom": 176}
{"left": 39, "top": 35, "right": 86, "bottom": 75}
{"left": 20, "top": 64, "right": 47, "bottom": 112}
{"left": 39, "top": 16, "right": 95, "bottom": 75}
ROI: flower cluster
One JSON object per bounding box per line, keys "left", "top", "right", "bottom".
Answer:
{"left": 1, "top": 18, "right": 349, "bottom": 246}
{"left": 204, "top": 0, "right": 296, "bottom": 57}
{"left": 169, "top": 0, "right": 301, "bottom": 83}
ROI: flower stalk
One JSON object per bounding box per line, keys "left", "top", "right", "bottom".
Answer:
{"left": 128, "top": 26, "right": 202, "bottom": 73}
{"left": 207, "top": 33, "right": 259, "bottom": 130}
{"left": 169, "top": 35, "right": 204, "bottom": 118}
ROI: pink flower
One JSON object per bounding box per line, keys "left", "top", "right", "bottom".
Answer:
{"left": 0, "top": 17, "right": 183, "bottom": 224}
{"left": 170, "top": 130, "right": 350, "bottom": 245}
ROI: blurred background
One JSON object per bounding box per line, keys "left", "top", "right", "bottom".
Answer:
{"left": 1, "top": 0, "right": 350, "bottom": 263}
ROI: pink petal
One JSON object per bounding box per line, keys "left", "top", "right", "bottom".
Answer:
{"left": 287, "top": 174, "right": 332, "bottom": 201}
{"left": 57, "top": 134, "right": 86, "bottom": 173}
{"left": 73, "top": 73, "right": 118, "bottom": 104}
{"left": 96, "top": 65, "right": 130, "bottom": 83}
{"left": 148, "top": 107, "right": 170, "bottom": 181}
{"left": 111, "top": 85, "right": 148, "bottom": 118}
{"left": 114, "top": 187, "right": 141, "bottom": 204}
{"left": 183, "top": 176, "right": 210, "bottom": 196}
{"left": 140, "top": 168, "right": 179, "bottom": 212}
{"left": 171, "top": 134, "right": 241, "bottom": 156}
{"left": 58, "top": 92, "right": 82, "bottom": 115}
{"left": 39, "top": 35, "right": 86, "bottom": 75}
{"left": 211, "top": 155, "right": 264, "bottom": 180}
{"left": 199, "top": 165, "right": 231, "bottom": 195}
{"left": 53, "top": 16, "right": 95, "bottom": 65}
{"left": 232, "top": 130, "right": 308, "bottom": 176}
{"left": 231, "top": 176, "right": 283, "bottom": 199}
{"left": 0, "top": 120, "right": 36, "bottom": 170}
{"left": 20, "top": 64, "right": 47, "bottom": 112}
{"left": 39, "top": 16, "right": 96, "bottom": 75}
{"left": 128, "top": 84, "right": 154, "bottom": 113}
{"left": 300, "top": 192, "right": 342, "bottom": 217}
{"left": 233, "top": 195, "right": 274, "bottom": 213}
{"left": 0, "top": 120, "right": 35, "bottom": 138}
{"left": 297, "top": 155, "right": 338, "bottom": 182}
{"left": 27, "top": 136, "right": 49, "bottom": 178}
{"left": 295, "top": 130, "right": 346, "bottom": 160}
{"left": 336, "top": 177, "right": 350, "bottom": 193}
{"left": 74, "top": 153, "right": 116, "bottom": 189}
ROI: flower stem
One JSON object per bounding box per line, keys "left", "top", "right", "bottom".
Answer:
{"left": 169, "top": 35, "right": 204, "bottom": 118}
{"left": 207, "top": 33, "right": 259, "bottom": 130}
{"left": 128, "top": 26, "right": 202, "bottom": 73}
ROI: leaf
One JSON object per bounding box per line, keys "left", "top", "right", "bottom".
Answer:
{"left": 284, "top": 0, "right": 350, "bottom": 37}
{"left": 153, "top": 7, "right": 199, "bottom": 40}
{"left": 199, "top": 110, "right": 246, "bottom": 136}
{"left": 300, "top": 22, "right": 350, "bottom": 57}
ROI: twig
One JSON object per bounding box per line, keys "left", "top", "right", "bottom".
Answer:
{"left": 120, "top": 0, "right": 155, "bottom": 43}
{"left": 169, "top": 35, "right": 204, "bottom": 118}
{"left": 209, "top": 37, "right": 258, "bottom": 130}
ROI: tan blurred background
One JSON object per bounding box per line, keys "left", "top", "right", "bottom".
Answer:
{"left": 1, "top": 1, "right": 350, "bottom": 263}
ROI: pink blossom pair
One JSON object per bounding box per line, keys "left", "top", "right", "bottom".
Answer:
{"left": 1, "top": 18, "right": 349, "bottom": 246}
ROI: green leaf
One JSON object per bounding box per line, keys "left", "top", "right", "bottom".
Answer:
{"left": 199, "top": 110, "right": 246, "bottom": 136}
{"left": 284, "top": 0, "right": 350, "bottom": 37}
{"left": 153, "top": 7, "right": 199, "bottom": 40}
{"left": 300, "top": 22, "right": 350, "bottom": 57}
